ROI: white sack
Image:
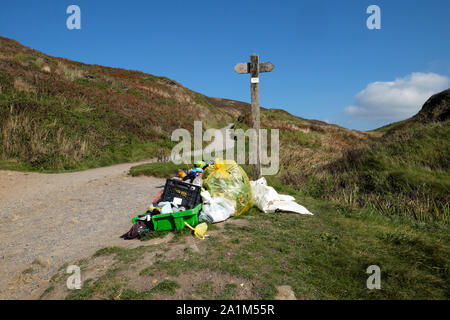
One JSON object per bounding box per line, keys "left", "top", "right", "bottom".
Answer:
{"left": 250, "top": 177, "right": 313, "bottom": 215}
{"left": 199, "top": 190, "right": 236, "bottom": 223}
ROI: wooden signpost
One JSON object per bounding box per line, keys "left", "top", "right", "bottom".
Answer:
{"left": 234, "top": 54, "right": 275, "bottom": 180}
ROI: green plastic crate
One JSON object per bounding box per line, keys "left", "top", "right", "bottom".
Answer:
{"left": 151, "top": 204, "right": 202, "bottom": 231}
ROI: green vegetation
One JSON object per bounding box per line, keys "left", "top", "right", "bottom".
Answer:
{"left": 130, "top": 115, "right": 449, "bottom": 223}
{"left": 194, "top": 281, "right": 215, "bottom": 299}
{"left": 372, "top": 120, "right": 405, "bottom": 133}
{"left": 151, "top": 279, "right": 181, "bottom": 294}
{"left": 3, "top": 35, "right": 447, "bottom": 301}
{"left": 130, "top": 161, "right": 190, "bottom": 178}
{"left": 230, "top": 104, "right": 450, "bottom": 223}
{"left": 285, "top": 121, "right": 450, "bottom": 223}
{"left": 43, "top": 183, "right": 449, "bottom": 300}
{"left": 22, "top": 267, "right": 33, "bottom": 274}
{"left": 0, "top": 88, "right": 174, "bottom": 172}
{"left": 0, "top": 36, "right": 238, "bottom": 172}
{"left": 120, "top": 280, "right": 180, "bottom": 300}
{"left": 215, "top": 283, "right": 238, "bottom": 300}
{"left": 93, "top": 246, "right": 150, "bottom": 264}
{"left": 39, "top": 286, "right": 54, "bottom": 299}
{"left": 156, "top": 97, "right": 177, "bottom": 107}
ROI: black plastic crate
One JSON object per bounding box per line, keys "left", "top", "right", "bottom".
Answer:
{"left": 161, "top": 178, "right": 202, "bottom": 210}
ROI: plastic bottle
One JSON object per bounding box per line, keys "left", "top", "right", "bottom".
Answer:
{"left": 192, "top": 173, "right": 203, "bottom": 186}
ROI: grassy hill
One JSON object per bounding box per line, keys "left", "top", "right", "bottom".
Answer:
{"left": 2, "top": 37, "right": 448, "bottom": 299}
{"left": 0, "top": 36, "right": 248, "bottom": 171}
{"left": 223, "top": 90, "right": 448, "bottom": 222}
{"left": 0, "top": 36, "right": 376, "bottom": 173}
{"left": 1, "top": 36, "right": 448, "bottom": 222}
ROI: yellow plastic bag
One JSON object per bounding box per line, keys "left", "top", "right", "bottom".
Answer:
{"left": 203, "top": 159, "right": 253, "bottom": 216}
{"left": 185, "top": 222, "right": 208, "bottom": 240}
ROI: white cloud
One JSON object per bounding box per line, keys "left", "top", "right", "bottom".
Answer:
{"left": 344, "top": 72, "right": 449, "bottom": 121}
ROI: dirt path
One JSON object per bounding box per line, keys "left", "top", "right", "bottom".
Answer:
{"left": 0, "top": 159, "right": 165, "bottom": 299}
{"left": 0, "top": 124, "right": 237, "bottom": 299}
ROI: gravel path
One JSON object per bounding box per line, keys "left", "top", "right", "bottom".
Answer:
{"left": 0, "top": 124, "right": 236, "bottom": 299}
{"left": 0, "top": 159, "right": 165, "bottom": 299}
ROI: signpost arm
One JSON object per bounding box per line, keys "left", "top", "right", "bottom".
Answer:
{"left": 250, "top": 54, "right": 261, "bottom": 180}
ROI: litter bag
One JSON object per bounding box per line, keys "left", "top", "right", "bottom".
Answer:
{"left": 250, "top": 177, "right": 313, "bottom": 215}
{"left": 199, "top": 190, "right": 236, "bottom": 223}
{"left": 203, "top": 159, "right": 253, "bottom": 216}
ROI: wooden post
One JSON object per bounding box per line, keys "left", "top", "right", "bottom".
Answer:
{"left": 250, "top": 54, "right": 261, "bottom": 180}
{"left": 234, "top": 55, "right": 274, "bottom": 181}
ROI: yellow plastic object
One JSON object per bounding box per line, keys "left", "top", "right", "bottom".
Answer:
{"left": 148, "top": 205, "right": 161, "bottom": 213}
{"left": 203, "top": 159, "right": 253, "bottom": 216}
{"left": 184, "top": 222, "right": 208, "bottom": 240}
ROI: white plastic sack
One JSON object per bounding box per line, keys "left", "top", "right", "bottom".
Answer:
{"left": 249, "top": 177, "right": 313, "bottom": 215}
{"left": 158, "top": 201, "right": 174, "bottom": 214}
{"left": 199, "top": 190, "right": 236, "bottom": 223}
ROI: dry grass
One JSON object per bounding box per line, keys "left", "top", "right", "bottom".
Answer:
{"left": 1, "top": 113, "right": 89, "bottom": 164}
{"left": 56, "top": 61, "right": 86, "bottom": 81}
{"left": 0, "top": 35, "right": 247, "bottom": 171}
{"left": 13, "top": 77, "right": 35, "bottom": 93}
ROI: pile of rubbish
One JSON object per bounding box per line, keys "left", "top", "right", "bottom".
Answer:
{"left": 121, "top": 159, "right": 312, "bottom": 240}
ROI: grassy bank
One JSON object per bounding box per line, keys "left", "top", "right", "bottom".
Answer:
{"left": 130, "top": 161, "right": 189, "bottom": 178}
{"left": 0, "top": 78, "right": 174, "bottom": 172}
{"left": 43, "top": 183, "right": 449, "bottom": 300}
{"left": 231, "top": 109, "right": 449, "bottom": 223}
{"left": 131, "top": 116, "right": 449, "bottom": 225}
{"left": 281, "top": 120, "right": 450, "bottom": 223}
{"left": 0, "top": 37, "right": 245, "bottom": 172}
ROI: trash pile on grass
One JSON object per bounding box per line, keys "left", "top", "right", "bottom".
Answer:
{"left": 121, "top": 159, "right": 312, "bottom": 240}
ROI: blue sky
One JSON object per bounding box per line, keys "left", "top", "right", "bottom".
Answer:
{"left": 1, "top": 0, "right": 449, "bottom": 130}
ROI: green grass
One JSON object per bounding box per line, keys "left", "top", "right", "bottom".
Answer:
{"left": 287, "top": 121, "right": 450, "bottom": 223}
{"left": 0, "top": 89, "right": 174, "bottom": 172}
{"left": 371, "top": 120, "right": 406, "bottom": 133}
{"left": 1, "top": 39, "right": 239, "bottom": 173}
{"left": 215, "top": 283, "right": 238, "bottom": 300}
{"left": 75, "top": 78, "right": 109, "bottom": 90}
{"left": 139, "top": 230, "right": 171, "bottom": 241}
{"left": 119, "top": 288, "right": 154, "bottom": 300}
{"left": 39, "top": 286, "right": 54, "bottom": 299}
{"left": 53, "top": 182, "right": 449, "bottom": 300}
{"left": 93, "top": 246, "right": 150, "bottom": 264}
{"left": 130, "top": 161, "right": 190, "bottom": 178}
{"left": 194, "top": 281, "right": 215, "bottom": 299}
{"left": 22, "top": 267, "right": 33, "bottom": 274}
{"left": 120, "top": 280, "right": 180, "bottom": 300}
{"left": 156, "top": 97, "right": 177, "bottom": 107}
{"left": 151, "top": 280, "right": 180, "bottom": 294}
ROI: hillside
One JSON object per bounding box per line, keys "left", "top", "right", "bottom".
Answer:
{"left": 0, "top": 36, "right": 249, "bottom": 171}
{"left": 0, "top": 36, "right": 373, "bottom": 172}
{"left": 1, "top": 37, "right": 449, "bottom": 300}
{"left": 1, "top": 36, "right": 447, "bottom": 222}
{"left": 277, "top": 90, "right": 449, "bottom": 222}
